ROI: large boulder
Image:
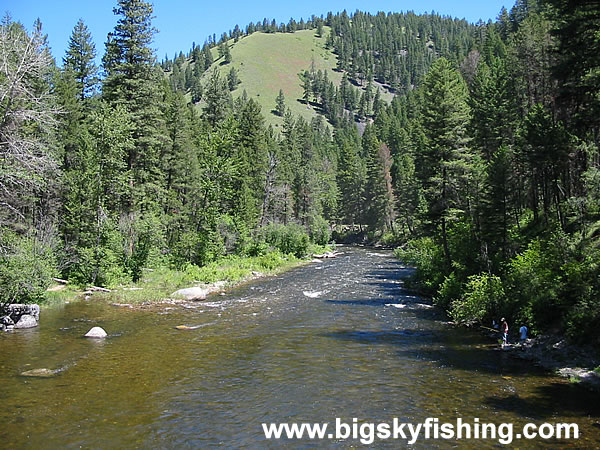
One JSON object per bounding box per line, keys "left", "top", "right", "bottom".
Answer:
{"left": 14, "top": 314, "right": 38, "bottom": 329}
{"left": 171, "top": 287, "right": 210, "bottom": 301}
{"left": 84, "top": 326, "right": 107, "bottom": 338}
{"left": 7, "top": 304, "right": 40, "bottom": 321}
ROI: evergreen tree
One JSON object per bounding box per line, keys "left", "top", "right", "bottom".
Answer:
{"left": 469, "top": 56, "right": 516, "bottom": 161}
{"left": 218, "top": 42, "right": 231, "bottom": 64}
{"left": 543, "top": 0, "right": 600, "bottom": 136}
{"left": 336, "top": 129, "right": 365, "bottom": 227}
{"left": 102, "top": 0, "right": 168, "bottom": 274}
{"left": 63, "top": 19, "right": 99, "bottom": 100}
{"left": 227, "top": 66, "right": 240, "bottom": 90}
{"left": 203, "top": 68, "right": 232, "bottom": 126}
{"left": 275, "top": 89, "right": 285, "bottom": 116}
{"left": 420, "top": 57, "right": 473, "bottom": 267}
{"left": 362, "top": 126, "right": 396, "bottom": 231}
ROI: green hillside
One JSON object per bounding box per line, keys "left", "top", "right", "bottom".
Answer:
{"left": 207, "top": 29, "right": 338, "bottom": 127}
{"left": 200, "top": 28, "right": 393, "bottom": 129}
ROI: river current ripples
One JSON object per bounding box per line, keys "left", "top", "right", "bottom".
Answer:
{"left": 1, "top": 247, "right": 599, "bottom": 448}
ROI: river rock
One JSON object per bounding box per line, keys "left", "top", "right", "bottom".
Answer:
{"left": 7, "top": 304, "right": 40, "bottom": 321}
{"left": 85, "top": 326, "right": 107, "bottom": 338}
{"left": 20, "top": 368, "right": 59, "bottom": 378}
{"left": 1, "top": 315, "right": 14, "bottom": 326}
{"left": 14, "top": 314, "right": 38, "bottom": 329}
{"left": 171, "top": 287, "right": 210, "bottom": 301}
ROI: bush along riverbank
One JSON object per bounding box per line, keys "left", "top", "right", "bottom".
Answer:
{"left": 43, "top": 247, "right": 331, "bottom": 309}
{"left": 1, "top": 223, "right": 334, "bottom": 317}
{"left": 393, "top": 243, "right": 600, "bottom": 391}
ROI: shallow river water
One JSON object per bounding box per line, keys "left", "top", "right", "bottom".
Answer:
{"left": 1, "top": 247, "right": 599, "bottom": 448}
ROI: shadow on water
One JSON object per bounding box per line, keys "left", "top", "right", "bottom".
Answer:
{"left": 483, "top": 382, "right": 600, "bottom": 420}
{"left": 322, "top": 328, "right": 440, "bottom": 345}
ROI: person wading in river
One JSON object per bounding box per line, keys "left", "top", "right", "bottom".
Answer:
{"left": 501, "top": 318, "right": 508, "bottom": 347}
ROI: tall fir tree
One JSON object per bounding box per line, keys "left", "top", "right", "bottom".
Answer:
{"left": 275, "top": 89, "right": 286, "bottom": 116}
{"left": 63, "top": 19, "right": 99, "bottom": 100}
{"left": 420, "top": 57, "right": 473, "bottom": 267}
{"left": 102, "top": 0, "right": 168, "bottom": 278}
{"left": 102, "top": 0, "right": 167, "bottom": 211}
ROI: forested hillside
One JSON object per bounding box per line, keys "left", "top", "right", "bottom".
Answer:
{"left": 1, "top": 0, "right": 599, "bottom": 344}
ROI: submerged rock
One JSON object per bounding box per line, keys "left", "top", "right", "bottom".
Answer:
{"left": 14, "top": 314, "right": 38, "bottom": 329}
{"left": 20, "top": 368, "right": 60, "bottom": 378}
{"left": 84, "top": 326, "right": 107, "bottom": 338}
{"left": 303, "top": 291, "right": 323, "bottom": 298}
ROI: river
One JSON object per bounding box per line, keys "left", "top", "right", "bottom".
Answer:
{"left": 1, "top": 247, "right": 598, "bottom": 448}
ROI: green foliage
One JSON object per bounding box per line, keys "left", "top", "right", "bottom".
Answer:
{"left": 450, "top": 274, "right": 506, "bottom": 325}
{"left": 124, "top": 213, "right": 164, "bottom": 282}
{"left": 394, "top": 238, "right": 446, "bottom": 296}
{"left": 308, "top": 215, "right": 331, "bottom": 246}
{"left": 435, "top": 272, "right": 463, "bottom": 311}
{"left": 67, "top": 222, "right": 130, "bottom": 288}
{"left": 562, "top": 247, "right": 600, "bottom": 344}
{"left": 505, "top": 239, "right": 561, "bottom": 331}
{"left": 0, "top": 231, "right": 56, "bottom": 305}
{"left": 259, "top": 223, "right": 310, "bottom": 258}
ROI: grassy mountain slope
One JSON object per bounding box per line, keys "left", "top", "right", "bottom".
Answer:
{"left": 207, "top": 29, "right": 337, "bottom": 128}
{"left": 202, "top": 28, "right": 393, "bottom": 129}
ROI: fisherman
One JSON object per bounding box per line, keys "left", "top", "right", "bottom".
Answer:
{"left": 519, "top": 324, "right": 528, "bottom": 341}
{"left": 501, "top": 318, "right": 509, "bottom": 347}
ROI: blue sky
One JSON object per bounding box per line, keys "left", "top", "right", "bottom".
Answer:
{"left": 4, "top": 0, "right": 510, "bottom": 64}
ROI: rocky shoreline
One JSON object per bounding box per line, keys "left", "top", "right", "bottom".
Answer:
{"left": 1, "top": 304, "right": 40, "bottom": 331}
{"left": 481, "top": 329, "right": 600, "bottom": 390}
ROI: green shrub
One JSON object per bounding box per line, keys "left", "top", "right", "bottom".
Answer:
{"left": 256, "top": 251, "right": 287, "bottom": 271}
{"left": 435, "top": 272, "right": 463, "bottom": 310}
{"left": 395, "top": 237, "right": 446, "bottom": 295}
{"left": 505, "top": 239, "right": 561, "bottom": 332}
{"left": 450, "top": 273, "right": 505, "bottom": 325}
{"left": 380, "top": 227, "right": 406, "bottom": 247}
{"left": 308, "top": 215, "right": 331, "bottom": 246}
{"left": 260, "top": 223, "right": 310, "bottom": 258}
{"left": 0, "top": 231, "right": 56, "bottom": 305}
{"left": 241, "top": 239, "right": 270, "bottom": 257}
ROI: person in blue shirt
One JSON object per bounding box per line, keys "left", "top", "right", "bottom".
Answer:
{"left": 519, "top": 325, "right": 528, "bottom": 341}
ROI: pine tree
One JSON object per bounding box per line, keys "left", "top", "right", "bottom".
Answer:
{"left": 469, "top": 56, "right": 516, "bottom": 161}
{"left": 102, "top": 0, "right": 168, "bottom": 274}
{"left": 61, "top": 104, "right": 132, "bottom": 284}
{"left": 362, "top": 126, "right": 396, "bottom": 231}
{"left": 63, "top": 19, "right": 99, "bottom": 100}
{"left": 275, "top": 89, "right": 285, "bottom": 116}
{"left": 218, "top": 42, "right": 231, "bottom": 64}
{"left": 203, "top": 68, "right": 232, "bottom": 126}
{"left": 227, "top": 66, "right": 240, "bottom": 90}
{"left": 420, "top": 57, "right": 473, "bottom": 267}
